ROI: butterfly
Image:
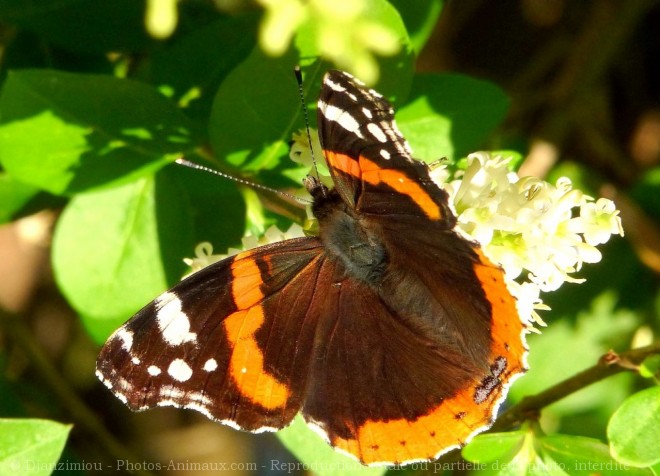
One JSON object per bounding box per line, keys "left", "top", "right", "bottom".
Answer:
{"left": 96, "top": 70, "right": 528, "bottom": 466}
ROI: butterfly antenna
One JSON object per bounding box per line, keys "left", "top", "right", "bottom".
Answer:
{"left": 175, "top": 158, "right": 311, "bottom": 205}
{"left": 294, "top": 66, "right": 326, "bottom": 197}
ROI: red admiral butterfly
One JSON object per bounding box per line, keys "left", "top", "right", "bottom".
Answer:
{"left": 97, "top": 70, "right": 528, "bottom": 466}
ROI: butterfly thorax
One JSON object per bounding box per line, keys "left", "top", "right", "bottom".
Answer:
{"left": 306, "top": 177, "right": 388, "bottom": 286}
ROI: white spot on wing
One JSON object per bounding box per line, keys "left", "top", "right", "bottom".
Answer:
{"left": 117, "top": 377, "right": 133, "bottom": 391}
{"left": 362, "top": 107, "right": 373, "bottom": 119}
{"left": 147, "top": 365, "right": 161, "bottom": 376}
{"left": 380, "top": 149, "right": 391, "bottom": 159}
{"left": 367, "top": 87, "right": 383, "bottom": 99}
{"left": 367, "top": 123, "right": 387, "bottom": 143}
{"left": 318, "top": 101, "right": 364, "bottom": 138}
{"left": 131, "top": 356, "right": 141, "bottom": 365}
{"left": 167, "top": 359, "right": 193, "bottom": 382}
{"left": 114, "top": 328, "right": 134, "bottom": 352}
{"left": 95, "top": 369, "right": 110, "bottom": 387}
{"left": 324, "top": 78, "right": 346, "bottom": 92}
{"left": 203, "top": 358, "right": 218, "bottom": 372}
{"left": 155, "top": 292, "right": 197, "bottom": 346}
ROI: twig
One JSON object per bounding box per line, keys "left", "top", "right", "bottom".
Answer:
{"left": 491, "top": 341, "right": 660, "bottom": 432}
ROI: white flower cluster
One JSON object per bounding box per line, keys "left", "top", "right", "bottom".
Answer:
{"left": 433, "top": 152, "right": 624, "bottom": 326}
{"left": 182, "top": 224, "right": 305, "bottom": 278}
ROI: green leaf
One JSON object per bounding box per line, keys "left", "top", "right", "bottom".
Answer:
{"left": 0, "top": 172, "right": 40, "bottom": 223}
{"left": 0, "top": 0, "right": 151, "bottom": 53}
{"left": 140, "top": 13, "right": 259, "bottom": 122}
{"left": 52, "top": 173, "right": 194, "bottom": 344}
{"left": 464, "top": 430, "right": 540, "bottom": 476}
{"left": 209, "top": 48, "right": 304, "bottom": 173}
{"left": 164, "top": 164, "right": 246, "bottom": 253}
{"left": 0, "top": 418, "right": 71, "bottom": 476}
{"left": 651, "top": 460, "right": 660, "bottom": 476}
{"left": 277, "top": 416, "right": 386, "bottom": 476}
{"left": 608, "top": 386, "right": 660, "bottom": 467}
{"left": 540, "top": 434, "right": 652, "bottom": 476}
{"left": 464, "top": 430, "right": 652, "bottom": 476}
{"left": 396, "top": 73, "right": 509, "bottom": 163}
{"left": 0, "top": 70, "right": 201, "bottom": 195}
{"left": 463, "top": 431, "right": 527, "bottom": 464}
{"left": 388, "top": 0, "right": 444, "bottom": 54}
{"left": 639, "top": 355, "right": 660, "bottom": 379}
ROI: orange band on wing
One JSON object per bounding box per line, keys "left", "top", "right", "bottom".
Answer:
{"left": 472, "top": 249, "right": 527, "bottom": 367}
{"left": 333, "top": 250, "right": 527, "bottom": 465}
{"left": 333, "top": 390, "right": 495, "bottom": 465}
{"left": 325, "top": 150, "right": 363, "bottom": 181}
{"left": 359, "top": 156, "right": 441, "bottom": 221}
{"left": 231, "top": 250, "right": 264, "bottom": 309}
{"left": 224, "top": 253, "right": 290, "bottom": 410}
{"left": 325, "top": 151, "right": 441, "bottom": 221}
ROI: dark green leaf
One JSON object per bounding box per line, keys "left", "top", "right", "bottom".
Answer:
{"left": 164, "top": 163, "right": 246, "bottom": 253}
{"left": 396, "top": 73, "right": 509, "bottom": 163}
{"left": 0, "top": 0, "right": 151, "bottom": 53}
{"left": 0, "top": 418, "right": 71, "bottom": 476}
{"left": 140, "top": 14, "right": 259, "bottom": 122}
{"left": 388, "top": 0, "right": 444, "bottom": 54}
{"left": 608, "top": 387, "right": 660, "bottom": 467}
{"left": 0, "top": 29, "right": 113, "bottom": 83}
{"left": 0, "top": 70, "right": 202, "bottom": 195}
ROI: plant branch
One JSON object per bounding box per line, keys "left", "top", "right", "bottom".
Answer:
{"left": 491, "top": 341, "right": 660, "bottom": 432}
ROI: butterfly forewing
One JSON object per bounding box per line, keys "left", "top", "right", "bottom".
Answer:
{"left": 317, "top": 71, "right": 455, "bottom": 225}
